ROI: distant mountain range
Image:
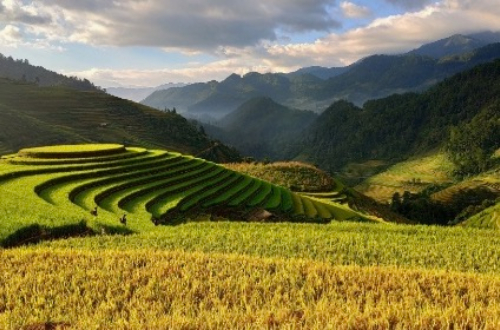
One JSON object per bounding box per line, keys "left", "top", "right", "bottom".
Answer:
{"left": 106, "top": 83, "right": 187, "bottom": 102}
{"left": 142, "top": 32, "right": 500, "bottom": 120}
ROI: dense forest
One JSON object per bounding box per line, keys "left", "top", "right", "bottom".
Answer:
{"left": 290, "top": 59, "right": 500, "bottom": 175}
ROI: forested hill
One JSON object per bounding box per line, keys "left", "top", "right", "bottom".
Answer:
{"left": 291, "top": 59, "right": 500, "bottom": 174}
{"left": 0, "top": 78, "right": 240, "bottom": 163}
{"left": 142, "top": 42, "right": 500, "bottom": 118}
{"left": 0, "top": 53, "right": 99, "bottom": 91}
{"left": 205, "top": 97, "right": 317, "bottom": 160}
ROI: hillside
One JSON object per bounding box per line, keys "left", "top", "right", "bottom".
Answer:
{"left": 0, "top": 53, "right": 99, "bottom": 91}
{"left": 0, "top": 78, "right": 240, "bottom": 162}
{"left": 205, "top": 97, "right": 317, "bottom": 159}
{"left": 142, "top": 42, "right": 500, "bottom": 118}
{"left": 290, "top": 59, "right": 500, "bottom": 174}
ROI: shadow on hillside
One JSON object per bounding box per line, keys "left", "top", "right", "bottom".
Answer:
{"left": 1, "top": 220, "right": 134, "bottom": 248}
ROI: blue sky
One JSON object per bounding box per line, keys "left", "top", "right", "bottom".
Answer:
{"left": 1, "top": 0, "right": 499, "bottom": 87}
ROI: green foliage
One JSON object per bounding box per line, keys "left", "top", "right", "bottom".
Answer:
{"left": 391, "top": 185, "right": 499, "bottom": 225}
{"left": 446, "top": 103, "right": 500, "bottom": 175}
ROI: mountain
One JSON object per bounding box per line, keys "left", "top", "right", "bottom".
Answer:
{"left": 0, "top": 53, "right": 99, "bottom": 91}
{"left": 289, "top": 58, "right": 500, "bottom": 173}
{"left": 142, "top": 41, "right": 500, "bottom": 119}
{"left": 287, "top": 66, "right": 350, "bottom": 80}
{"left": 0, "top": 77, "right": 240, "bottom": 163}
{"left": 106, "top": 83, "right": 187, "bottom": 102}
{"left": 204, "top": 97, "right": 317, "bottom": 160}
{"left": 409, "top": 34, "right": 488, "bottom": 58}
{"left": 469, "top": 31, "right": 500, "bottom": 44}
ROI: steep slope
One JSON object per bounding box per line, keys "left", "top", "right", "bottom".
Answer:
{"left": 206, "top": 97, "right": 317, "bottom": 159}
{"left": 142, "top": 41, "right": 500, "bottom": 118}
{"left": 0, "top": 78, "right": 240, "bottom": 162}
{"left": 0, "top": 53, "right": 99, "bottom": 91}
{"left": 291, "top": 59, "right": 500, "bottom": 173}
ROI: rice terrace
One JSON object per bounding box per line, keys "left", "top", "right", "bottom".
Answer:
{"left": 1, "top": 143, "right": 500, "bottom": 329}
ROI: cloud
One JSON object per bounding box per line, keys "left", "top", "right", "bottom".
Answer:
{"left": 341, "top": 1, "right": 372, "bottom": 18}
{"left": 384, "top": 0, "right": 432, "bottom": 10}
{"left": 0, "top": 0, "right": 52, "bottom": 25}
{"left": 267, "top": 0, "right": 500, "bottom": 67}
{"left": 4, "top": 0, "right": 341, "bottom": 52}
{"left": 65, "top": 51, "right": 292, "bottom": 87}
{"left": 0, "top": 24, "right": 22, "bottom": 43}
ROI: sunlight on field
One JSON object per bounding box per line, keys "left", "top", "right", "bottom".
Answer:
{"left": 356, "top": 153, "right": 455, "bottom": 202}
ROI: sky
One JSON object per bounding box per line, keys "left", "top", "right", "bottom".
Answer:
{"left": 1, "top": 0, "right": 500, "bottom": 87}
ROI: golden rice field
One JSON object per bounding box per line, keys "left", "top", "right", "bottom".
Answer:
{"left": 2, "top": 248, "right": 500, "bottom": 330}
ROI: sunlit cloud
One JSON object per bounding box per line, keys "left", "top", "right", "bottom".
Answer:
{"left": 341, "top": 2, "right": 372, "bottom": 18}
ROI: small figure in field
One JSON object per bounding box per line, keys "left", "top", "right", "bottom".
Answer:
{"left": 120, "top": 213, "right": 127, "bottom": 225}
{"left": 151, "top": 216, "right": 160, "bottom": 226}
{"left": 90, "top": 206, "right": 98, "bottom": 217}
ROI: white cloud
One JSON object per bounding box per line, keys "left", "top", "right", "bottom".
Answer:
{"left": 0, "top": 24, "right": 21, "bottom": 40}
{"left": 341, "top": 1, "right": 372, "bottom": 18}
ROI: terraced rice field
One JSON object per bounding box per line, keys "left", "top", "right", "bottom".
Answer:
{"left": 431, "top": 169, "right": 500, "bottom": 204}
{"left": 355, "top": 153, "right": 455, "bottom": 202}
{"left": 0, "top": 144, "right": 374, "bottom": 245}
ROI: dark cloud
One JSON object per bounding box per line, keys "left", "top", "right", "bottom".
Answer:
{"left": 13, "top": 12, "right": 51, "bottom": 25}
{"left": 0, "top": 1, "right": 52, "bottom": 26}
{"left": 39, "top": 0, "right": 341, "bottom": 51}
{"left": 384, "top": 0, "right": 432, "bottom": 10}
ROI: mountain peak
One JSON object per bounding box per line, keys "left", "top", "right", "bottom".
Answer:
{"left": 410, "top": 34, "right": 487, "bottom": 58}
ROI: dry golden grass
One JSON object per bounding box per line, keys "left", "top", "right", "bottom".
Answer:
{"left": 2, "top": 249, "right": 500, "bottom": 330}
